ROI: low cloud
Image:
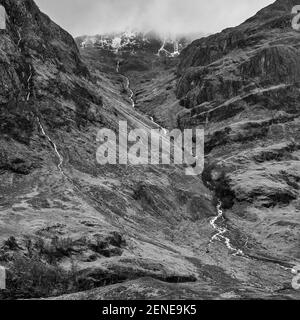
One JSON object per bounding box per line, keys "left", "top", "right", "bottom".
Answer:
{"left": 36, "top": 0, "right": 274, "bottom": 37}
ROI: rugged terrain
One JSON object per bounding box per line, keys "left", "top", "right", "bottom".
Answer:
{"left": 0, "top": 0, "right": 299, "bottom": 300}
{"left": 175, "top": 0, "right": 300, "bottom": 268}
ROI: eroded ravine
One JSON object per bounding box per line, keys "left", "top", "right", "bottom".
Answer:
{"left": 116, "top": 60, "right": 135, "bottom": 108}
{"left": 116, "top": 60, "right": 168, "bottom": 135}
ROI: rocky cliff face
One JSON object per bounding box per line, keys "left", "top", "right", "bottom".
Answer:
{"left": 176, "top": 0, "right": 300, "bottom": 268}
{"left": 0, "top": 0, "right": 94, "bottom": 172}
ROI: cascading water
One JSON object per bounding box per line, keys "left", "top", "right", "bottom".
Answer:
{"left": 208, "top": 202, "right": 244, "bottom": 256}
{"left": 37, "top": 117, "right": 66, "bottom": 176}
{"left": 116, "top": 60, "right": 168, "bottom": 135}
{"left": 116, "top": 60, "right": 135, "bottom": 108}
{"left": 116, "top": 60, "right": 120, "bottom": 73}
{"left": 125, "top": 77, "right": 135, "bottom": 108}
{"left": 19, "top": 26, "right": 66, "bottom": 179}
{"left": 17, "top": 29, "right": 22, "bottom": 47}
{"left": 173, "top": 41, "right": 179, "bottom": 56}
{"left": 157, "top": 39, "right": 180, "bottom": 57}
{"left": 208, "top": 202, "right": 293, "bottom": 272}
{"left": 157, "top": 39, "right": 167, "bottom": 56}
{"left": 26, "top": 66, "right": 32, "bottom": 101}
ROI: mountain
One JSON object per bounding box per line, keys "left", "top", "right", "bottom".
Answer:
{"left": 175, "top": 0, "right": 300, "bottom": 271}
{"left": 75, "top": 31, "right": 194, "bottom": 57}
{"left": 0, "top": 0, "right": 299, "bottom": 300}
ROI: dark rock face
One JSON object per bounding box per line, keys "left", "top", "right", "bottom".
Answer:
{"left": 178, "top": 0, "right": 300, "bottom": 73}
{"left": 177, "top": 0, "right": 300, "bottom": 112}
{"left": 0, "top": 0, "right": 97, "bottom": 174}
{"left": 176, "top": 0, "right": 300, "bottom": 265}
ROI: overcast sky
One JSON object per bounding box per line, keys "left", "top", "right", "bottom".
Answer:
{"left": 35, "top": 0, "right": 274, "bottom": 37}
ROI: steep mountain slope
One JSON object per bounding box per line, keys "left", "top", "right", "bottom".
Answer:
{"left": 0, "top": 0, "right": 218, "bottom": 299}
{"left": 175, "top": 0, "right": 300, "bottom": 269}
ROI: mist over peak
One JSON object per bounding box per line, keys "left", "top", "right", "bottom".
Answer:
{"left": 35, "top": 0, "right": 274, "bottom": 37}
{"left": 75, "top": 30, "right": 196, "bottom": 57}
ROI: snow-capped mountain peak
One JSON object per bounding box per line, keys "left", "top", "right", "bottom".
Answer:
{"left": 75, "top": 30, "right": 192, "bottom": 56}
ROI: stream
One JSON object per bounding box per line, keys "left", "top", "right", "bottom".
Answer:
{"left": 124, "top": 77, "right": 135, "bottom": 108}
{"left": 22, "top": 31, "right": 67, "bottom": 179}
{"left": 208, "top": 201, "right": 293, "bottom": 273}
{"left": 116, "top": 60, "right": 168, "bottom": 135}
{"left": 37, "top": 117, "right": 65, "bottom": 176}
{"left": 115, "top": 59, "right": 250, "bottom": 259}
{"left": 209, "top": 202, "right": 244, "bottom": 256}
{"left": 26, "top": 66, "right": 32, "bottom": 101}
